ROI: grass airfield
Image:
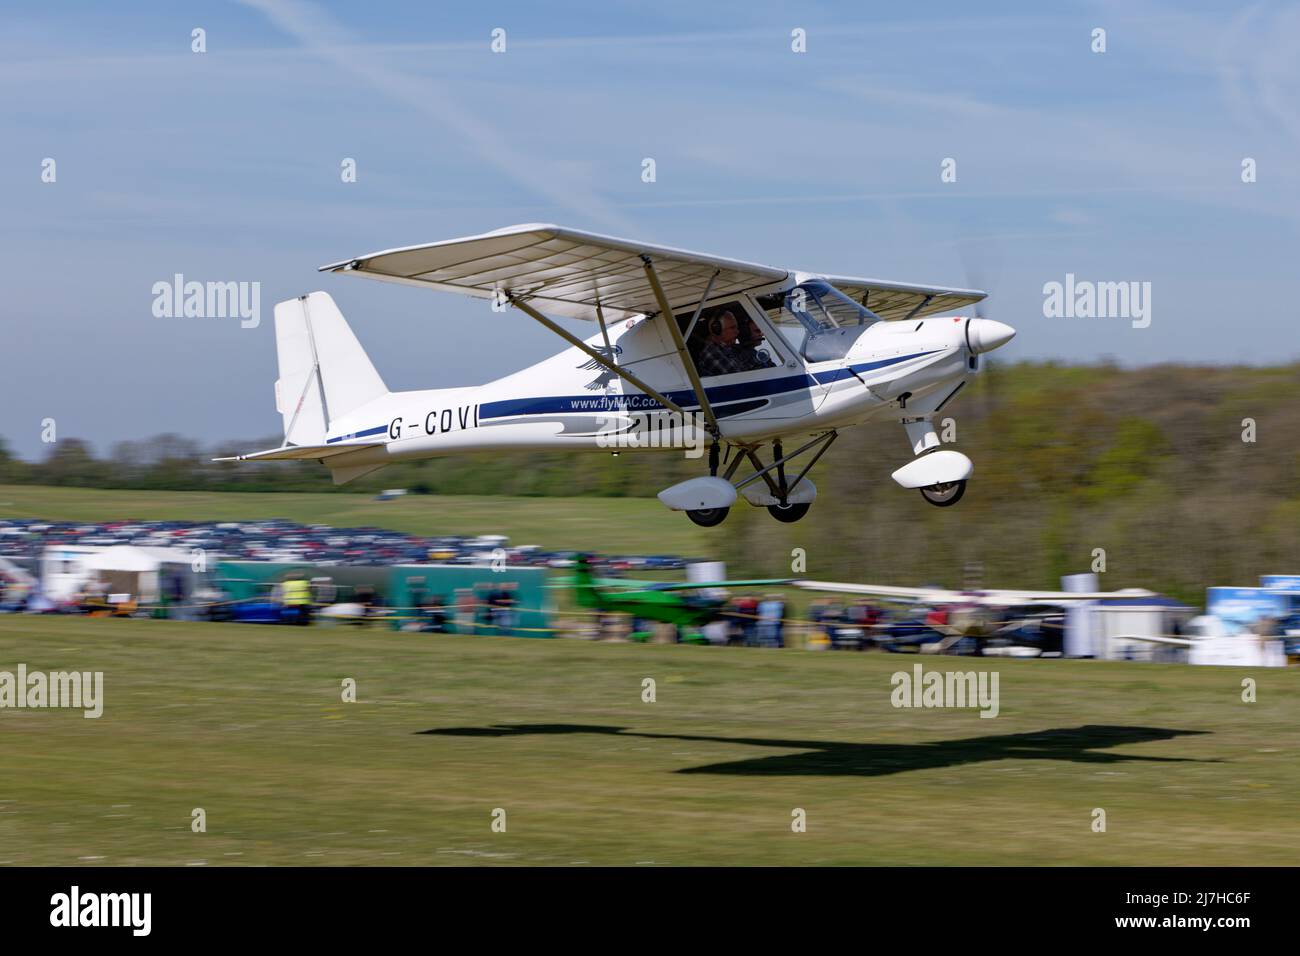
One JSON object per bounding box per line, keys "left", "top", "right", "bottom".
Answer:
{"left": 1, "top": 615, "right": 1297, "bottom": 866}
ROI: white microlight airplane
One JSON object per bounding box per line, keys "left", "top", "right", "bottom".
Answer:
{"left": 793, "top": 581, "right": 1157, "bottom": 607}
{"left": 221, "top": 224, "right": 1016, "bottom": 527}
{"left": 792, "top": 579, "right": 1161, "bottom": 656}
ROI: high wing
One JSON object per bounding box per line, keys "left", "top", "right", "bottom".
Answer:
{"left": 807, "top": 273, "right": 987, "bottom": 322}
{"left": 636, "top": 578, "right": 793, "bottom": 592}
{"left": 320, "top": 223, "right": 785, "bottom": 322}
{"left": 571, "top": 577, "right": 792, "bottom": 592}
{"left": 794, "top": 580, "right": 1156, "bottom": 607}
{"left": 1114, "top": 634, "right": 1195, "bottom": 648}
{"left": 794, "top": 581, "right": 949, "bottom": 603}
{"left": 319, "top": 223, "right": 985, "bottom": 325}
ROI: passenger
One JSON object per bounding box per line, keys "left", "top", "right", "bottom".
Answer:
{"left": 738, "top": 316, "right": 776, "bottom": 370}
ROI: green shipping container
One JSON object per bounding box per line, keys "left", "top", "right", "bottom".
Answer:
{"left": 387, "top": 564, "right": 553, "bottom": 637}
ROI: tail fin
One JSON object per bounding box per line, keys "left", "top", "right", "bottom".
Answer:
{"left": 570, "top": 554, "right": 602, "bottom": 609}
{"left": 274, "top": 292, "right": 387, "bottom": 446}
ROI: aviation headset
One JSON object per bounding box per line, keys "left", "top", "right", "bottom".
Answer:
{"left": 708, "top": 311, "right": 734, "bottom": 337}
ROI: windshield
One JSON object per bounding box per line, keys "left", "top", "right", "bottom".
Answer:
{"left": 785, "top": 280, "right": 879, "bottom": 332}
{"left": 761, "top": 280, "right": 882, "bottom": 361}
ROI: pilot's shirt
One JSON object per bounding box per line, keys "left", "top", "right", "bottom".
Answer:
{"left": 697, "top": 342, "right": 775, "bottom": 377}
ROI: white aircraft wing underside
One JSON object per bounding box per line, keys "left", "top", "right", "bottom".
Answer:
{"left": 320, "top": 223, "right": 986, "bottom": 324}
{"left": 812, "top": 273, "right": 986, "bottom": 322}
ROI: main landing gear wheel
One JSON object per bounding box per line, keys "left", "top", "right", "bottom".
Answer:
{"left": 686, "top": 507, "right": 730, "bottom": 527}
{"left": 919, "top": 479, "right": 966, "bottom": 507}
{"left": 767, "top": 502, "right": 811, "bottom": 523}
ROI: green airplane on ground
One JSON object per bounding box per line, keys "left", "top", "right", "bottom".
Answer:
{"left": 560, "top": 555, "right": 791, "bottom": 640}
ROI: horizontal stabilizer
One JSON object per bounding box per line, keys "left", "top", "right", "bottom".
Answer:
{"left": 213, "top": 440, "right": 384, "bottom": 463}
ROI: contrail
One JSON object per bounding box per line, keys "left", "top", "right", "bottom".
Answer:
{"left": 238, "top": 0, "right": 638, "bottom": 232}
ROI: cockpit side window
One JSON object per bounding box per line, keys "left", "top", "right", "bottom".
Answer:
{"left": 678, "top": 300, "right": 779, "bottom": 379}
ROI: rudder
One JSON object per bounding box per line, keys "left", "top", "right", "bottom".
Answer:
{"left": 274, "top": 292, "right": 388, "bottom": 446}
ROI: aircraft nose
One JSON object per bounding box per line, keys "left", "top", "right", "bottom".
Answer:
{"left": 967, "top": 318, "right": 1016, "bottom": 354}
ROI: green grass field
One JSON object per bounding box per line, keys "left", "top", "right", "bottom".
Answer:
{"left": 1, "top": 615, "right": 1296, "bottom": 865}
{"left": 0, "top": 484, "right": 709, "bottom": 557}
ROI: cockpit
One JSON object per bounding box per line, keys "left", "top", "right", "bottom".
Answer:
{"left": 681, "top": 300, "right": 780, "bottom": 378}
{"left": 674, "top": 281, "right": 886, "bottom": 379}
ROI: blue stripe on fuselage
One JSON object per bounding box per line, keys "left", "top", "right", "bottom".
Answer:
{"left": 479, "top": 350, "right": 942, "bottom": 420}
{"left": 329, "top": 349, "right": 943, "bottom": 439}
{"left": 326, "top": 424, "right": 389, "bottom": 444}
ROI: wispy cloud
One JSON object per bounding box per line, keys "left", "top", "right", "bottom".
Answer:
{"left": 236, "top": 0, "right": 638, "bottom": 233}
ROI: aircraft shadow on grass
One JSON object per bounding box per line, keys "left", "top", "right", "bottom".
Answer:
{"left": 418, "top": 723, "right": 1213, "bottom": 777}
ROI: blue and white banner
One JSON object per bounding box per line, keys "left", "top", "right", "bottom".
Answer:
{"left": 1260, "top": 574, "right": 1300, "bottom": 593}
{"left": 1206, "top": 587, "right": 1287, "bottom": 631}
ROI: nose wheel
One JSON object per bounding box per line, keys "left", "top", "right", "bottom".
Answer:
{"left": 919, "top": 479, "right": 966, "bottom": 507}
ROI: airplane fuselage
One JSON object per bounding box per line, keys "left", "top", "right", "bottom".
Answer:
{"left": 317, "top": 305, "right": 977, "bottom": 475}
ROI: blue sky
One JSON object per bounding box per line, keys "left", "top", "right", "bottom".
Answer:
{"left": 2, "top": 0, "right": 1298, "bottom": 459}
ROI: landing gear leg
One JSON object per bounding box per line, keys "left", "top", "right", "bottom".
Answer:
{"left": 765, "top": 438, "right": 810, "bottom": 521}
{"left": 667, "top": 433, "right": 834, "bottom": 528}
{"left": 897, "top": 415, "right": 971, "bottom": 508}
{"left": 732, "top": 433, "right": 836, "bottom": 524}
{"left": 773, "top": 440, "right": 787, "bottom": 506}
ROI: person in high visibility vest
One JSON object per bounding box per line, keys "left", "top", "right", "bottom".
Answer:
{"left": 281, "top": 574, "right": 313, "bottom": 626}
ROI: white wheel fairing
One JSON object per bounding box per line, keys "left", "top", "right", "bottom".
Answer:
{"left": 657, "top": 476, "right": 738, "bottom": 512}
{"left": 739, "top": 478, "right": 816, "bottom": 508}
{"left": 890, "top": 450, "right": 973, "bottom": 489}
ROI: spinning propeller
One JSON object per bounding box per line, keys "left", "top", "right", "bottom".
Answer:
{"left": 959, "top": 243, "right": 1015, "bottom": 368}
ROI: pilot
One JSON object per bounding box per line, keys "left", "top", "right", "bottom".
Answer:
{"left": 695, "top": 310, "right": 748, "bottom": 377}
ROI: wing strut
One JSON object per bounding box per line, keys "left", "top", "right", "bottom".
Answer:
{"left": 505, "top": 292, "right": 690, "bottom": 418}
{"left": 902, "top": 294, "right": 934, "bottom": 322}
{"left": 735, "top": 431, "right": 838, "bottom": 495}
{"left": 640, "top": 255, "right": 720, "bottom": 441}
{"left": 594, "top": 295, "right": 613, "bottom": 354}
{"left": 682, "top": 268, "right": 720, "bottom": 340}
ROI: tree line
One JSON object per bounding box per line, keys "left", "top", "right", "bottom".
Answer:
{"left": 3, "top": 360, "right": 1297, "bottom": 603}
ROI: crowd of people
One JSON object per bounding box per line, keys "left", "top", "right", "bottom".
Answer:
{"left": 721, "top": 593, "right": 791, "bottom": 647}
{"left": 0, "top": 571, "right": 34, "bottom": 613}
